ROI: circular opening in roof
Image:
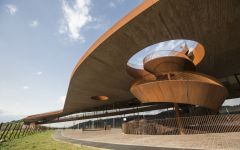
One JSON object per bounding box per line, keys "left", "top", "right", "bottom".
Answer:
{"left": 127, "top": 39, "right": 203, "bottom": 69}
{"left": 91, "top": 96, "right": 109, "bottom": 101}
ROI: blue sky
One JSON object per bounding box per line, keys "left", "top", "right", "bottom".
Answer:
{"left": 0, "top": 0, "right": 143, "bottom": 122}
{"left": 1, "top": 0, "right": 239, "bottom": 123}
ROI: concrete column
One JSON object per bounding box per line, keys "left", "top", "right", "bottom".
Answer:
{"left": 30, "top": 122, "right": 36, "bottom": 129}
{"left": 112, "top": 104, "right": 115, "bottom": 128}
{"left": 92, "top": 120, "right": 94, "bottom": 129}
{"left": 168, "top": 73, "right": 184, "bottom": 135}
{"left": 174, "top": 103, "right": 184, "bottom": 135}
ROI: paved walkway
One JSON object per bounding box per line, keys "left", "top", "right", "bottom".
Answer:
{"left": 54, "top": 131, "right": 186, "bottom": 150}
{"left": 54, "top": 129, "right": 240, "bottom": 150}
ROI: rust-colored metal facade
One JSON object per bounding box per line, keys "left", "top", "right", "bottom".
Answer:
{"left": 129, "top": 45, "right": 228, "bottom": 110}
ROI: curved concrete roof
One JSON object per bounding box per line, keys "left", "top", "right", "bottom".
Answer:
{"left": 63, "top": 0, "right": 240, "bottom": 114}
{"left": 24, "top": 0, "right": 240, "bottom": 123}
{"left": 24, "top": 110, "right": 63, "bottom": 123}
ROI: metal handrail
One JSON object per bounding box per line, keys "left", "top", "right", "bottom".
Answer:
{"left": 143, "top": 50, "right": 187, "bottom": 64}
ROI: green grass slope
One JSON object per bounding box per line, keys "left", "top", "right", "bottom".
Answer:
{"left": 0, "top": 131, "right": 96, "bottom": 150}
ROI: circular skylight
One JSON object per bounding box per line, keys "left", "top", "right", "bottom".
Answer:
{"left": 127, "top": 39, "right": 198, "bottom": 69}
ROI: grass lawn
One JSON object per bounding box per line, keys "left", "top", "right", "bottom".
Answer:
{"left": 0, "top": 130, "right": 97, "bottom": 150}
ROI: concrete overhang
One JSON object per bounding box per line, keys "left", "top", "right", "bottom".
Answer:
{"left": 24, "top": 0, "right": 240, "bottom": 123}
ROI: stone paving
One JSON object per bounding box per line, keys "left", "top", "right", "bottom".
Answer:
{"left": 57, "top": 129, "right": 240, "bottom": 150}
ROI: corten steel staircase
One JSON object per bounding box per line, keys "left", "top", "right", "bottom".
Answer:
{"left": 125, "top": 44, "right": 230, "bottom": 135}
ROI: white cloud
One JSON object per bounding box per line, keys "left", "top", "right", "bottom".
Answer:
{"left": 85, "top": 17, "right": 110, "bottom": 31}
{"left": 117, "top": 0, "right": 125, "bottom": 2}
{"left": 109, "top": 2, "right": 116, "bottom": 8}
{"left": 36, "top": 71, "right": 43, "bottom": 75}
{"left": 58, "top": 96, "right": 66, "bottom": 106}
{"left": 59, "top": 0, "right": 93, "bottom": 42}
{"left": 109, "top": 0, "right": 126, "bottom": 8}
{"left": 57, "top": 96, "right": 66, "bottom": 108}
{"left": 23, "top": 86, "right": 29, "bottom": 90}
{"left": 30, "top": 20, "right": 39, "bottom": 28}
{"left": 0, "top": 109, "right": 4, "bottom": 114}
{"left": 6, "top": 4, "right": 18, "bottom": 15}
{"left": 0, "top": 109, "right": 23, "bottom": 122}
